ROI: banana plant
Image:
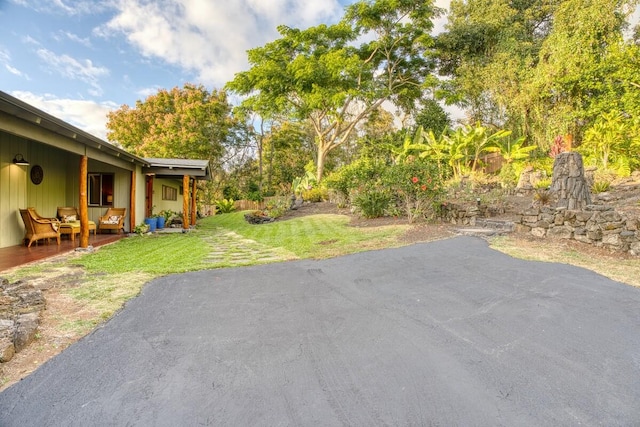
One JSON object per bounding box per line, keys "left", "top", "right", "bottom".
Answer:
{"left": 485, "top": 136, "right": 536, "bottom": 164}
{"left": 387, "top": 126, "right": 430, "bottom": 164}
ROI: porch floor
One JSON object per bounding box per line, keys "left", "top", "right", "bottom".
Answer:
{"left": 0, "top": 233, "right": 124, "bottom": 273}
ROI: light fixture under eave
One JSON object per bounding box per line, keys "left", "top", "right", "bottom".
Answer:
{"left": 13, "top": 154, "right": 29, "bottom": 166}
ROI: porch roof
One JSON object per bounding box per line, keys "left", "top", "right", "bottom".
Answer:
{"left": 143, "top": 158, "right": 211, "bottom": 180}
{"left": 0, "top": 90, "right": 148, "bottom": 166}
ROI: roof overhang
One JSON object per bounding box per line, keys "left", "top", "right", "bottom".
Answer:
{"left": 0, "top": 90, "right": 149, "bottom": 166}
{"left": 143, "top": 158, "right": 211, "bottom": 180}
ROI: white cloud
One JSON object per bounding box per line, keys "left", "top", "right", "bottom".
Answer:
{"left": 58, "top": 31, "right": 92, "bottom": 47}
{"left": 5, "top": 64, "right": 29, "bottom": 79}
{"left": 36, "top": 48, "right": 109, "bottom": 96}
{"left": 0, "top": 47, "right": 10, "bottom": 63}
{"left": 10, "top": 90, "right": 118, "bottom": 140}
{"left": 10, "top": 0, "right": 110, "bottom": 15}
{"left": 98, "top": 0, "right": 344, "bottom": 88}
{"left": 136, "top": 85, "right": 162, "bottom": 98}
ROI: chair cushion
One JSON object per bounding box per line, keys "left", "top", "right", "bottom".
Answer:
{"left": 102, "top": 215, "right": 122, "bottom": 225}
{"left": 61, "top": 215, "right": 77, "bottom": 223}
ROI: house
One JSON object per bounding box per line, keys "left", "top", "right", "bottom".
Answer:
{"left": 0, "top": 90, "right": 210, "bottom": 249}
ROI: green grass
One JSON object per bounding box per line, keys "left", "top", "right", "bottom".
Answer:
{"left": 199, "top": 212, "right": 407, "bottom": 258}
{"left": 73, "top": 232, "right": 211, "bottom": 274}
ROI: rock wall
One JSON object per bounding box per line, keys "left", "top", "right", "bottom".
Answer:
{"left": 441, "top": 202, "right": 506, "bottom": 226}
{"left": 0, "top": 278, "right": 45, "bottom": 363}
{"left": 516, "top": 205, "right": 640, "bottom": 256}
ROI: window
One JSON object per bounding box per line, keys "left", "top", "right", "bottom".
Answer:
{"left": 88, "top": 173, "right": 114, "bottom": 206}
{"left": 162, "top": 185, "right": 177, "bottom": 201}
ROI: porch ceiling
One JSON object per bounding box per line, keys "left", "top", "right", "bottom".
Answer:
{"left": 0, "top": 90, "right": 148, "bottom": 166}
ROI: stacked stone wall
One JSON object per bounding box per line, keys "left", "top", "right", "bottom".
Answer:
{"left": 516, "top": 205, "right": 640, "bottom": 256}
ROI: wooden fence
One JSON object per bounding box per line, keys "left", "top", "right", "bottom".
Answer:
{"left": 202, "top": 196, "right": 283, "bottom": 216}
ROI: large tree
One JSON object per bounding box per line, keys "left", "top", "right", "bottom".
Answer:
{"left": 106, "top": 83, "right": 234, "bottom": 161}
{"left": 227, "top": 0, "right": 441, "bottom": 182}
{"left": 436, "top": 0, "right": 638, "bottom": 148}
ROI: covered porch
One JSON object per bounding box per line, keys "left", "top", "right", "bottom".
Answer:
{"left": 1, "top": 91, "right": 211, "bottom": 252}
{"left": 0, "top": 233, "right": 124, "bottom": 273}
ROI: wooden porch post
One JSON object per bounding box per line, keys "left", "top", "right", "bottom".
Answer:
{"left": 79, "top": 155, "right": 89, "bottom": 248}
{"left": 130, "top": 170, "right": 136, "bottom": 232}
{"left": 191, "top": 178, "right": 197, "bottom": 226}
{"left": 182, "top": 174, "right": 189, "bottom": 230}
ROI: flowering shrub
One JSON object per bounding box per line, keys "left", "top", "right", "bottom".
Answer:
{"left": 382, "top": 161, "right": 444, "bottom": 223}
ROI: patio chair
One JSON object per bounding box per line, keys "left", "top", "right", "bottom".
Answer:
{"left": 99, "top": 207, "right": 126, "bottom": 234}
{"left": 19, "top": 208, "right": 61, "bottom": 248}
{"left": 57, "top": 207, "right": 97, "bottom": 241}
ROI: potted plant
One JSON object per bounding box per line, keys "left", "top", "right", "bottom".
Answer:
{"left": 156, "top": 213, "right": 166, "bottom": 229}
{"left": 157, "top": 210, "right": 174, "bottom": 229}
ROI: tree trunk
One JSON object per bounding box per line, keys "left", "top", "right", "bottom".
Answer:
{"left": 551, "top": 152, "right": 591, "bottom": 210}
{"left": 316, "top": 146, "right": 329, "bottom": 183}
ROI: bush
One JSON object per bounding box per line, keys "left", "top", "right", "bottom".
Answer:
{"left": 352, "top": 188, "right": 392, "bottom": 218}
{"left": 324, "top": 158, "right": 387, "bottom": 201}
{"left": 302, "top": 187, "right": 328, "bottom": 202}
{"left": 591, "top": 181, "right": 611, "bottom": 193}
{"left": 215, "top": 199, "right": 236, "bottom": 214}
{"left": 264, "top": 196, "right": 290, "bottom": 219}
{"left": 534, "top": 179, "right": 552, "bottom": 189}
{"left": 382, "top": 160, "right": 444, "bottom": 222}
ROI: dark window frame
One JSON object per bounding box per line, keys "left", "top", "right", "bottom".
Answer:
{"left": 162, "top": 185, "right": 178, "bottom": 201}
{"left": 88, "top": 173, "right": 115, "bottom": 207}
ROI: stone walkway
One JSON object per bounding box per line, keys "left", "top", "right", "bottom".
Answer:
{"left": 200, "top": 229, "right": 297, "bottom": 267}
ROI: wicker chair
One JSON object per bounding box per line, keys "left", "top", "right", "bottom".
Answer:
{"left": 99, "top": 207, "right": 126, "bottom": 234}
{"left": 19, "top": 208, "right": 61, "bottom": 247}
{"left": 57, "top": 207, "right": 97, "bottom": 241}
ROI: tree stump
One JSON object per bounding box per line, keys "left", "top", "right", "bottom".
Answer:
{"left": 550, "top": 152, "right": 591, "bottom": 210}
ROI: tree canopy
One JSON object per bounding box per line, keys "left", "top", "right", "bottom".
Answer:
{"left": 227, "top": 0, "right": 442, "bottom": 182}
{"left": 106, "top": 83, "right": 234, "bottom": 161}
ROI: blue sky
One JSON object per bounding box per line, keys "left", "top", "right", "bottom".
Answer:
{"left": 1, "top": 1, "right": 636, "bottom": 141}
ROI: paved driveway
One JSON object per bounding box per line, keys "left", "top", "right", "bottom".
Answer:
{"left": 1, "top": 236, "right": 639, "bottom": 426}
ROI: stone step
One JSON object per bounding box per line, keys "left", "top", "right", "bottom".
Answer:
{"left": 453, "top": 218, "right": 515, "bottom": 237}
{"left": 475, "top": 218, "right": 516, "bottom": 231}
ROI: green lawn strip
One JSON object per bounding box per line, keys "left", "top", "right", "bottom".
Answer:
{"left": 199, "top": 212, "right": 408, "bottom": 258}
{"left": 74, "top": 232, "right": 212, "bottom": 275}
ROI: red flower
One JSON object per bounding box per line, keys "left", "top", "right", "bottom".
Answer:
{"left": 411, "top": 176, "right": 419, "bottom": 183}
{"left": 421, "top": 185, "right": 427, "bottom": 191}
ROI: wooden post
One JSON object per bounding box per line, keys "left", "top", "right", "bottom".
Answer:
{"left": 130, "top": 170, "right": 136, "bottom": 232}
{"left": 191, "top": 178, "right": 197, "bottom": 226}
{"left": 79, "top": 155, "right": 89, "bottom": 248}
{"left": 183, "top": 174, "right": 190, "bottom": 230}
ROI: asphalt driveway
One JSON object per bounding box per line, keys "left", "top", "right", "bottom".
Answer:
{"left": 1, "top": 236, "right": 639, "bottom": 426}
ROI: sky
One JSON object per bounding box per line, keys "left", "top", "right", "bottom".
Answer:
{"left": 1, "top": 1, "right": 637, "bottom": 142}
{"left": 0, "top": 0, "right": 452, "bottom": 140}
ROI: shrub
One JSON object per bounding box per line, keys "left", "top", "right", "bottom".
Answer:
{"left": 324, "top": 158, "right": 387, "bottom": 202}
{"left": 302, "top": 187, "right": 328, "bottom": 202}
{"left": 352, "top": 188, "right": 392, "bottom": 218}
{"left": 535, "top": 179, "right": 552, "bottom": 189}
{"left": 533, "top": 189, "right": 552, "bottom": 206}
{"left": 591, "top": 181, "right": 611, "bottom": 193}
{"left": 215, "top": 198, "right": 236, "bottom": 214}
{"left": 382, "top": 160, "right": 444, "bottom": 223}
{"left": 264, "top": 196, "right": 289, "bottom": 219}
